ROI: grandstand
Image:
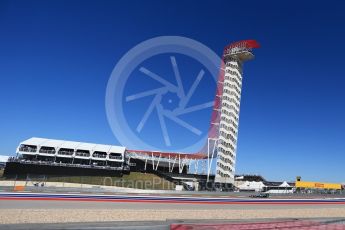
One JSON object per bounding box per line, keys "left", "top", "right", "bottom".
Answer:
{"left": 4, "top": 137, "right": 222, "bottom": 189}
{"left": 5, "top": 137, "right": 126, "bottom": 177}
{"left": 5, "top": 137, "right": 205, "bottom": 177}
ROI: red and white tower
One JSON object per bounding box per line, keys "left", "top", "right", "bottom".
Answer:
{"left": 207, "top": 40, "right": 259, "bottom": 184}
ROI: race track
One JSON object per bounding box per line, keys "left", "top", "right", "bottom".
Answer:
{"left": 1, "top": 192, "right": 345, "bottom": 205}
{"left": 0, "top": 192, "right": 344, "bottom": 226}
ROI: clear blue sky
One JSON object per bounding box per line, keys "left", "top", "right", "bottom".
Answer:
{"left": 0, "top": 0, "right": 344, "bottom": 182}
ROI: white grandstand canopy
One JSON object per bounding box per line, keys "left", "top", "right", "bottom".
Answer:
{"left": 19, "top": 137, "right": 126, "bottom": 154}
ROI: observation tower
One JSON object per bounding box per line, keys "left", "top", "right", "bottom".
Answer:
{"left": 209, "top": 40, "right": 260, "bottom": 184}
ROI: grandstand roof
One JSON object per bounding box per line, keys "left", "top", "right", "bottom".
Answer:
{"left": 19, "top": 137, "right": 206, "bottom": 159}
{"left": 19, "top": 137, "right": 126, "bottom": 154}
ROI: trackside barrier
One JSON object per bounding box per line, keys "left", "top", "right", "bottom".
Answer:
{"left": 13, "top": 185, "right": 25, "bottom": 191}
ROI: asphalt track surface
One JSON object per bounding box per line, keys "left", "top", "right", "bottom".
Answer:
{"left": 0, "top": 192, "right": 344, "bottom": 229}
{"left": 1, "top": 192, "right": 345, "bottom": 206}
{"left": 0, "top": 192, "right": 345, "bottom": 211}
{"left": 2, "top": 199, "right": 345, "bottom": 210}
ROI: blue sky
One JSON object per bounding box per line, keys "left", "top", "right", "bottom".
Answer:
{"left": 0, "top": 0, "right": 344, "bottom": 182}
